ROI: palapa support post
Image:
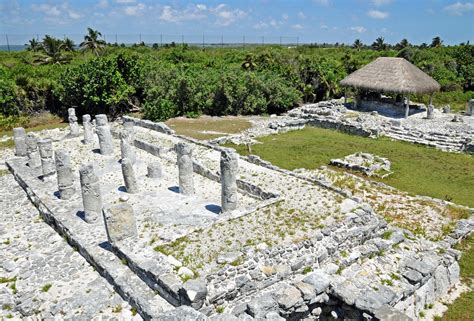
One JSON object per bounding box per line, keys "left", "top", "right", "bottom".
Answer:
{"left": 404, "top": 95, "right": 410, "bottom": 119}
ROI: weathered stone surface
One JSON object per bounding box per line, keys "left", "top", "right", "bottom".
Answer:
{"left": 405, "top": 259, "right": 435, "bottom": 276}
{"left": 294, "top": 281, "right": 316, "bottom": 303}
{"left": 467, "top": 99, "right": 474, "bottom": 116}
{"left": 102, "top": 203, "right": 137, "bottom": 243}
{"left": 95, "top": 114, "right": 114, "bottom": 155}
{"left": 38, "top": 138, "right": 56, "bottom": 177}
{"left": 178, "top": 267, "right": 195, "bottom": 279}
{"left": 448, "top": 261, "right": 460, "bottom": 286}
{"left": 25, "top": 133, "right": 41, "bottom": 168}
{"left": 302, "top": 270, "right": 331, "bottom": 294}
{"left": 147, "top": 161, "right": 163, "bottom": 178}
{"left": 220, "top": 149, "right": 238, "bottom": 212}
{"left": 331, "top": 281, "right": 360, "bottom": 305}
{"left": 277, "top": 286, "right": 302, "bottom": 310}
{"left": 68, "top": 107, "right": 80, "bottom": 137}
{"left": 123, "top": 120, "right": 135, "bottom": 143}
{"left": 217, "top": 252, "right": 242, "bottom": 264}
{"left": 155, "top": 306, "right": 208, "bottom": 321}
{"left": 403, "top": 270, "right": 423, "bottom": 284}
{"left": 13, "top": 127, "right": 27, "bottom": 157}
{"left": 120, "top": 131, "right": 136, "bottom": 164}
{"left": 434, "top": 265, "right": 449, "bottom": 298}
{"left": 82, "top": 114, "right": 94, "bottom": 144}
{"left": 121, "top": 158, "right": 139, "bottom": 193}
{"left": 176, "top": 142, "right": 194, "bottom": 195}
{"left": 426, "top": 105, "right": 435, "bottom": 119}
{"left": 210, "top": 314, "right": 238, "bottom": 321}
{"left": 55, "top": 149, "right": 75, "bottom": 200}
{"left": 373, "top": 304, "right": 413, "bottom": 321}
{"left": 79, "top": 164, "right": 102, "bottom": 223}
{"left": 355, "top": 289, "right": 384, "bottom": 312}
{"left": 181, "top": 279, "right": 207, "bottom": 309}
{"left": 330, "top": 152, "right": 392, "bottom": 178}
{"left": 247, "top": 294, "right": 277, "bottom": 318}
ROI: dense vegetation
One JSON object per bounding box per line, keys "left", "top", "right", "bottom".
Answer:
{"left": 1, "top": 31, "right": 473, "bottom": 130}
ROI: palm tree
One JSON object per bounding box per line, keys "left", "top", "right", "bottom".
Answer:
{"left": 430, "top": 36, "right": 443, "bottom": 48}
{"left": 33, "top": 35, "right": 71, "bottom": 65}
{"left": 352, "top": 39, "right": 363, "bottom": 51}
{"left": 395, "top": 38, "right": 410, "bottom": 51}
{"left": 80, "top": 28, "right": 106, "bottom": 56}
{"left": 26, "top": 38, "right": 41, "bottom": 52}
{"left": 371, "top": 37, "right": 387, "bottom": 51}
{"left": 63, "top": 38, "right": 75, "bottom": 51}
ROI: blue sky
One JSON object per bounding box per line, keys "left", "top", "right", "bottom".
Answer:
{"left": 1, "top": 0, "right": 473, "bottom": 45}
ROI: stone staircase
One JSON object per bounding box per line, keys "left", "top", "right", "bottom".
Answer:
{"left": 383, "top": 126, "right": 468, "bottom": 152}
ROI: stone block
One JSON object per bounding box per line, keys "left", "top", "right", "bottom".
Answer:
{"left": 13, "top": 127, "right": 27, "bottom": 156}
{"left": 247, "top": 294, "right": 277, "bottom": 318}
{"left": 102, "top": 203, "right": 137, "bottom": 243}
{"left": 181, "top": 279, "right": 207, "bottom": 309}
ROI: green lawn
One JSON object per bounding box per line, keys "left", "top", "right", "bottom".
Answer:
{"left": 228, "top": 127, "right": 474, "bottom": 207}
{"left": 436, "top": 234, "right": 474, "bottom": 321}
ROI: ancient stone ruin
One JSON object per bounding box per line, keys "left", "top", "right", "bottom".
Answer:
{"left": 330, "top": 152, "right": 392, "bottom": 178}
{"left": 4, "top": 111, "right": 473, "bottom": 321}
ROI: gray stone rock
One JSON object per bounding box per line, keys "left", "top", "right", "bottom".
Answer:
{"left": 216, "top": 252, "right": 242, "bottom": 264}
{"left": 277, "top": 286, "right": 302, "bottom": 310}
{"left": 405, "top": 259, "right": 435, "bottom": 276}
{"left": 79, "top": 164, "right": 102, "bottom": 223}
{"left": 13, "top": 127, "right": 27, "bottom": 156}
{"left": 102, "top": 203, "right": 137, "bottom": 243}
{"left": 82, "top": 114, "right": 94, "bottom": 144}
{"left": 302, "top": 270, "right": 331, "bottom": 294}
{"left": 448, "top": 261, "right": 460, "bottom": 286}
{"left": 155, "top": 306, "right": 208, "bottom": 321}
{"left": 426, "top": 104, "right": 434, "bottom": 119}
{"left": 55, "top": 149, "right": 75, "bottom": 200}
{"left": 38, "top": 138, "right": 56, "bottom": 177}
{"left": 373, "top": 304, "right": 413, "bottom": 321}
{"left": 235, "top": 275, "right": 250, "bottom": 288}
{"left": 147, "top": 161, "right": 163, "bottom": 179}
{"left": 403, "top": 270, "right": 423, "bottom": 284}
{"left": 434, "top": 265, "right": 449, "bottom": 298}
{"left": 120, "top": 131, "right": 136, "bottom": 164}
{"left": 247, "top": 294, "right": 277, "bottom": 318}
{"left": 68, "top": 107, "right": 80, "bottom": 137}
{"left": 220, "top": 150, "right": 238, "bottom": 212}
{"left": 121, "top": 158, "right": 139, "bottom": 193}
{"left": 176, "top": 142, "right": 194, "bottom": 195}
{"left": 331, "top": 280, "right": 360, "bottom": 305}
{"left": 25, "top": 133, "right": 41, "bottom": 168}
{"left": 355, "top": 289, "right": 385, "bottom": 312}
{"left": 265, "top": 311, "right": 285, "bottom": 320}
{"left": 95, "top": 114, "right": 114, "bottom": 155}
{"left": 210, "top": 314, "right": 239, "bottom": 321}
{"left": 181, "top": 279, "right": 207, "bottom": 309}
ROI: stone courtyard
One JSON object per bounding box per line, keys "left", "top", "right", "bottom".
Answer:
{"left": 1, "top": 104, "right": 473, "bottom": 320}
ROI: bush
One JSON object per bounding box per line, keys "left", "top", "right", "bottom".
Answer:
{"left": 58, "top": 52, "right": 143, "bottom": 118}
{"left": 0, "top": 67, "right": 19, "bottom": 116}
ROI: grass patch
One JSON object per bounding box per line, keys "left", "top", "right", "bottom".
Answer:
{"left": 41, "top": 283, "right": 52, "bottom": 292}
{"left": 436, "top": 234, "right": 474, "bottom": 320}
{"left": 227, "top": 127, "right": 474, "bottom": 207}
{"left": 166, "top": 116, "right": 252, "bottom": 140}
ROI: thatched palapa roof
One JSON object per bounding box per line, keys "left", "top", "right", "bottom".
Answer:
{"left": 340, "top": 57, "right": 440, "bottom": 95}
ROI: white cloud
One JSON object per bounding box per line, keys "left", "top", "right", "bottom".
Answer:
{"left": 313, "top": 0, "right": 329, "bottom": 5}
{"left": 269, "top": 19, "right": 278, "bottom": 27}
{"left": 372, "top": 0, "right": 392, "bottom": 6}
{"left": 350, "top": 26, "right": 367, "bottom": 33}
{"left": 253, "top": 21, "right": 268, "bottom": 29}
{"left": 298, "top": 11, "right": 306, "bottom": 19}
{"left": 97, "top": 0, "right": 108, "bottom": 9}
{"left": 291, "top": 24, "right": 303, "bottom": 30}
{"left": 210, "top": 4, "right": 247, "bottom": 26}
{"left": 68, "top": 10, "right": 81, "bottom": 19}
{"left": 31, "top": 3, "right": 61, "bottom": 16}
{"left": 116, "top": 0, "right": 136, "bottom": 3}
{"left": 282, "top": 14, "right": 289, "bottom": 20}
{"left": 123, "top": 3, "right": 145, "bottom": 16}
{"left": 320, "top": 24, "right": 329, "bottom": 29}
{"left": 368, "top": 9, "right": 389, "bottom": 19}
{"left": 444, "top": 2, "right": 474, "bottom": 16}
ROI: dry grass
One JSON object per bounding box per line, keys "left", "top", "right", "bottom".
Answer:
{"left": 165, "top": 116, "right": 252, "bottom": 140}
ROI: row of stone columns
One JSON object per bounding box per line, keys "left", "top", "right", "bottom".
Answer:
{"left": 13, "top": 116, "right": 240, "bottom": 216}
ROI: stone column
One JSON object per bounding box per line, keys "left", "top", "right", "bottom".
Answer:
{"left": 79, "top": 164, "right": 102, "bottom": 223}
{"left": 220, "top": 150, "right": 238, "bottom": 212}
{"left": 427, "top": 105, "right": 434, "bottom": 119}
{"left": 13, "top": 127, "right": 27, "bottom": 157}
{"left": 82, "top": 114, "right": 94, "bottom": 144}
{"left": 176, "top": 142, "right": 194, "bottom": 195}
{"left": 147, "top": 162, "right": 163, "bottom": 178}
{"left": 26, "top": 133, "right": 41, "bottom": 168}
{"left": 38, "top": 139, "right": 56, "bottom": 177}
{"left": 403, "top": 97, "right": 409, "bottom": 119}
{"left": 68, "top": 107, "right": 80, "bottom": 137}
{"left": 55, "top": 150, "right": 75, "bottom": 200}
{"left": 121, "top": 158, "right": 139, "bottom": 193}
{"left": 96, "top": 114, "right": 114, "bottom": 155}
{"left": 120, "top": 131, "right": 136, "bottom": 164}
{"left": 467, "top": 99, "right": 474, "bottom": 116}
{"left": 123, "top": 120, "right": 135, "bottom": 144}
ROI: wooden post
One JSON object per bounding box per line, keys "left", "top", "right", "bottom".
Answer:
{"left": 404, "top": 95, "right": 409, "bottom": 118}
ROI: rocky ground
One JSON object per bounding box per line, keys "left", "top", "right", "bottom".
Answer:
{"left": 0, "top": 172, "right": 140, "bottom": 320}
